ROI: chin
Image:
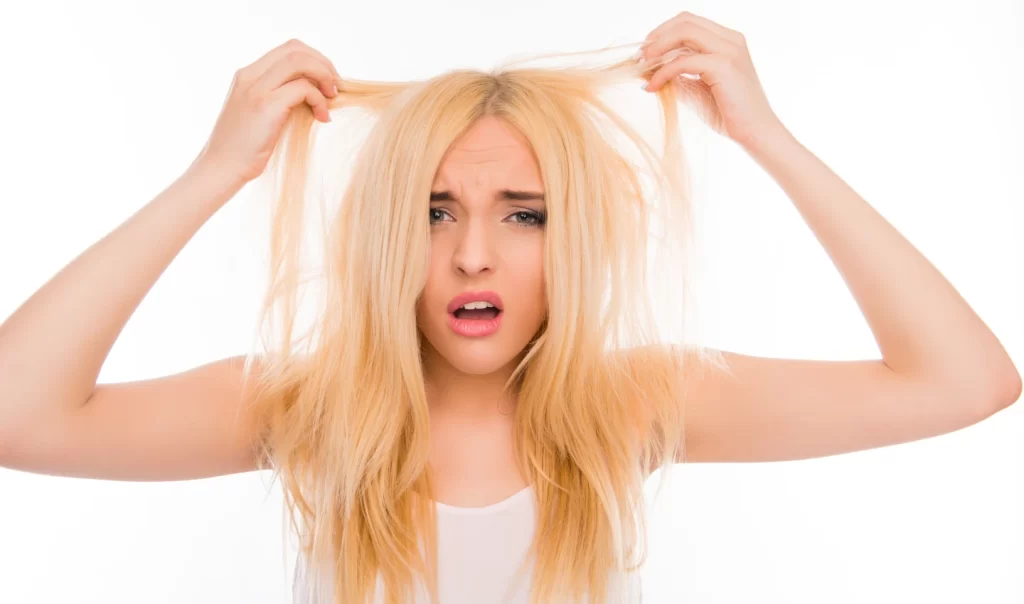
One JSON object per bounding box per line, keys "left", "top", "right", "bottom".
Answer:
{"left": 433, "top": 338, "right": 522, "bottom": 376}
{"left": 417, "top": 300, "right": 547, "bottom": 377}
{"left": 418, "top": 313, "right": 538, "bottom": 377}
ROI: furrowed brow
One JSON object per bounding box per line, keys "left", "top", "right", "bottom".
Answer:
{"left": 429, "top": 189, "right": 546, "bottom": 202}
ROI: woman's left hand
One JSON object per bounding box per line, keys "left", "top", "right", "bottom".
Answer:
{"left": 640, "top": 11, "right": 784, "bottom": 147}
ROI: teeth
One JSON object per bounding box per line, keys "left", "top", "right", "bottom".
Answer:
{"left": 460, "top": 301, "right": 496, "bottom": 310}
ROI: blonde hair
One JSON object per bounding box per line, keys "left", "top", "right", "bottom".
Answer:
{"left": 239, "top": 41, "right": 730, "bottom": 604}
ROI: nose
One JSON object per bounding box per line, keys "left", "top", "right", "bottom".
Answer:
{"left": 451, "top": 215, "right": 495, "bottom": 277}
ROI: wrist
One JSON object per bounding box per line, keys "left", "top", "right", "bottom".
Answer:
{"left": 737, "top": 119, "right": 796, "bottom": 159}
{"left": 182, "top": 153, "right": 249, "bottom": 209}
{"left": 187, "top": 153, "right": 249, "bottom": 194}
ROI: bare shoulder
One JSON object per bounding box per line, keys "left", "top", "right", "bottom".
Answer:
{"left": 604, "top": 343, "right": 701, "bottom": 472}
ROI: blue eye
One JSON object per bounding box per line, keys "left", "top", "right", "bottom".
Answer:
{"left": 508, "top": 211, "right": 546, "bottom": 227}
{"left": 428, "top": 208, "right": 546, "bottom": 227}
{"left": 429, "top": 208, "right": 452, "bottom": 224}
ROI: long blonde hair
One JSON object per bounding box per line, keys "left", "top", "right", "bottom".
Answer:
{"left": 239, "top": 41, "right": 730, "bottom": 604}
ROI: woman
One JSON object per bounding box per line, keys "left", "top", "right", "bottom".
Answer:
{"left": 0, "top": 10, "right": 1018, "bottom": 604}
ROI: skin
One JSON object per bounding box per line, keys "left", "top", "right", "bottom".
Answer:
{"left": 631, "top": 11, "right": 1019, "bottom": 464}
{"left": 416, "top": 115, "right": 548, "bottom": 421}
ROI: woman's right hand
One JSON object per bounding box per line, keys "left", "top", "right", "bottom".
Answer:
{"left": 196, "top": 39, "right": 342, "bottom": 185}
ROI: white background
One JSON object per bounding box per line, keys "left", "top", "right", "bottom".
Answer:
{"left": 0, "top": 1, "right": 1021, "bottom": 602}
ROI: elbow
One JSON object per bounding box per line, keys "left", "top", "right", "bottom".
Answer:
{"left": 0, "top": 426, "right": 11, "bottom": 469}
{"left": 997, "top": 367, "right": 1022, "bottom": 409}
{"left": 979, "top": 365, "right": 1022, "bottom": 417}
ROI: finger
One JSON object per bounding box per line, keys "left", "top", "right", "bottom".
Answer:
{"left": 644, "top": 11, "right": 692, "bottom": 43}
{"left": 240, "top": 39, "right": 341, "bottom": 89}
{"left": 254, "top": 51, "right": 338, "bottom": 101}
{"left": 675, "top": 12, "right": 743, "bottom": 41}
{"left": 638, "top": 45, "right": 695, "bottom": 77}
{"left": 646, "top": 53, "right": 718, "bottom": 92}
{"left": 645, "top": 11, "right": 741, "bottom": 44}
{"left": 643, "top": 21, "right": 730, "bottom": 64}
{"left": 240, "top": 39, "right": 304, "bottom": 80}
{"left": 268, "top": 78, "right": 331, "bottom": 123}
{"left": 293, "top": 42, "right": 343, "bottom": 86}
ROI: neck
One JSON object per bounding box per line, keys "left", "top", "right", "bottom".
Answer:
{"left": 422, "top": 348, "right": 523, "bottom": 421}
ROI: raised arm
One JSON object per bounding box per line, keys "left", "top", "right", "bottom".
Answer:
{"left": 0, "top": 39, "right": 342, "bottom": 480}
{"left": 634, "top": 12, "right": 1020, "bottom": 463}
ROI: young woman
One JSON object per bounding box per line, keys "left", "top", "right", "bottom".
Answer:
{"left": 0, "top": 10, "right": 1018, "bottom": 604}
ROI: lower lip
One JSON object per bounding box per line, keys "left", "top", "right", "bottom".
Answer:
{"left": 448, "top": 311, "right": 503, "bottom": 337}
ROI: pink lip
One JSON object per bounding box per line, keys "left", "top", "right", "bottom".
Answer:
{"left": 446, "top": 290, "right": 504, "bottom": 338}
{"left": 448, "top": 311, "right": 502, "bottom": 337}
{"left": 446, "top": 290, "right": 504, "bottom": 314}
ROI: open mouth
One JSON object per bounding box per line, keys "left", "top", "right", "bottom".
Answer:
{"left": 451, "top": 307, "right": 502, "bottom": 321}
{"left": 446, "top": 291, "right": 504, "bottom": 336}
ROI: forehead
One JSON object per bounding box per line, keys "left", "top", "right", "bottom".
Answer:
{"left": 432, "top": 116, "right": 542, "bottom": 187}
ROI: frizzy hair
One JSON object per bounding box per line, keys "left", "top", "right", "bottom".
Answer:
{"left": 236, "top": 41, "right": 730, "bottom": 604}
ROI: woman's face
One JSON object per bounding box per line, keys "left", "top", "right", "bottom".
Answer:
{"left": 416, "top": 115, "right": 547, "bottom": 377}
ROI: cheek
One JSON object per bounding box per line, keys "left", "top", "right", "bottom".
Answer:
{"left": 419, "top": 242, "right": 449, "bottom": 317}
{"left": 507, "top": 249, "right": 546, "bottom": 309}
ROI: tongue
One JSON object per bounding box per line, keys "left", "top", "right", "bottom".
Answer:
{"left": 456, "top": 308, "right": 500, "bottom": 320}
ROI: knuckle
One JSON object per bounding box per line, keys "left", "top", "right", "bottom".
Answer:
{"left": 283, "top": 50, "right": 304, "bottom": 67}
{"left": 251, "top": 91, "right": 272, "bottom": 111}
{"left": 233, "top": 68, "right": 255, "bottom": 90}
{"left": 250, "top": 98, "right": 270, "bottom": 117}
{"left": 298, "top": 80, "right": 320, "bottom": 100}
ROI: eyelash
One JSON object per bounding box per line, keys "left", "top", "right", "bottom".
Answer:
{"left": 428, "top": 208, "right": 547, "bottom": 228}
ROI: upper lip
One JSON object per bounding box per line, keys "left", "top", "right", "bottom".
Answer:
{"left": 447, "top": 290, "right": 504, "bottom": 314}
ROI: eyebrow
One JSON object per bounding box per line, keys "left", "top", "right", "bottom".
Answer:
{"left": 429, "top": 189, "right": 546, "bottom": 202}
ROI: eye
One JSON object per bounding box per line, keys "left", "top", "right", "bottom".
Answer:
{"left": 429, "top": 208, "right": 453, "bottom": 224}
{"left": 507, "top": 210, "right": 546, "bottom": 227}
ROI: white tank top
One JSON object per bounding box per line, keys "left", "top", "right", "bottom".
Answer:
{"left": 291, "top": 484, "right": 643, "bottom": 603}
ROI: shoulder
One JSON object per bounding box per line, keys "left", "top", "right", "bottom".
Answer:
{"left": 608, "top": 344, "right": 732, "bottom": 468}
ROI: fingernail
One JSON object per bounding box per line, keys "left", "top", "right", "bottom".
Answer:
{"left": 332, "top": 84, "right": 339, "bottom": 96}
